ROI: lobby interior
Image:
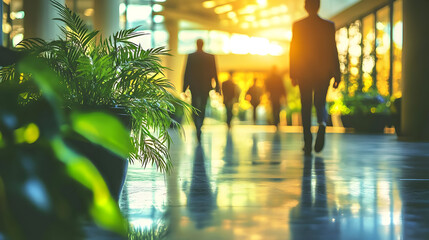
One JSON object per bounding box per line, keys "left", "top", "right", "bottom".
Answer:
{"left": 1, "top": 0, "right": 429, "bottom": 239}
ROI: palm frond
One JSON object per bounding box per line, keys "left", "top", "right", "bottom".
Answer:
{"left": 1, "top": 0, "right": 192, "bottom": 173}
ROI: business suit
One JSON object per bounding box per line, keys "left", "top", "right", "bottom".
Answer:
{"left": 222, "top": 78, "right": 239, "bottom": 128}
{"left": 265, "top": 68, "right": 286, "bottom": 126}
{"left": 183, "top": 49, "right": 220, "bottom": 140}
{"left": 290, "top": 10, "right": 341, "bottom": 153}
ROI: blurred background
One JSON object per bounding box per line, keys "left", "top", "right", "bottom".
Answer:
{"left": 1, "top": 0, "right": 403, "bottom": 128}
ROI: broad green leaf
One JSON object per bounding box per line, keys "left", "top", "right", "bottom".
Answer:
{"left": 17, "top": 57, "right": 63, "bottom": 107}
{"left": 51, "top": 137, "right": 126, "bottom": 234}
{"left": 70, "top": 111, "right": 132, "bottom": 158}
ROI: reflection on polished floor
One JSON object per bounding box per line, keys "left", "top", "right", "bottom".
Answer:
{"left": 120, "top": 124, "right": 429, "bottom": 240}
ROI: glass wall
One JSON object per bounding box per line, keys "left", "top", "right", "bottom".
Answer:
{"left": 120, "top": 0, "right": 168, "bottom": 49}
{"left": 336, "top": 27, "right": 349, "bottom": 92}
{"left": 362, "top": 14, "right": 375, "bottom": 93}
{"left": 335, "top": 0, "right": 403, "bottom": 98}
{"left": 347, "top": 20, "right": 362, "bottom": 96}
{"left": 392, "top": 0, "right": 403, "bottom": 98}
{"left": 375, "top": 6, "right": 391, "bottom": 96}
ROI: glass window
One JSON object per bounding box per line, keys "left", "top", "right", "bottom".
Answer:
{"left": 362, "top": 14, "right": 375, "bottom": 92}
{"left": 336, "top": 27, "right": 349, "bottom": 94}
{"left": 392, "top": 0, "right": 403, "bottom": 98}
{"left": 207, "top": 31, "right": 231, "bottom": 54}
{"left": 347, "top": 20, "right": 362, "bottom": 96}
{"left": 376, "top": 6, "right": 391, "bottom": 96}
{"left": 178, "top": 30, "right": 209, "bottom": 54}
{"left": 126, "top": 4, "right": 152, "bottom": 29}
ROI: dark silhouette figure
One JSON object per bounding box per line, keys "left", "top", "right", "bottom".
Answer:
{"left": 290, "top": 0, "right": 341, "bottom": 155}
{"left": 184, "top": 145, "right": 217, "bottom": 229}
{"left": 183, "top": 39, "right": 221, "bottom": 142}
{"left": 221, "top": 73, "right": 240, "bottom": 129}
{"left": 290, "top": 156, "right": 339, "bottom": 240}
{"left": 265, "top": 66, "right": 286, "bottom": 127}
{"left": 221, "top": 132, "right": 239, "bottom": 175}
{"left": 246, "top": 78, "right": 263, "bottom": 124}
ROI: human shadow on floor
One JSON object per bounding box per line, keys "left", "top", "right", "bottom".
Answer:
{"left": 183, "top": 145, "right": 218, "bottom": 229}
{"left": 289, "top": 156, "right": 339, "bottom": 240}
{"left": 222, "top": 131, "right": 237, "bottom": 165}
{"left": 251, "top": 132, "right": 282, "bottom": 165}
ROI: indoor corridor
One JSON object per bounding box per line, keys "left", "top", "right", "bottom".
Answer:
{"left": 120, "top": 124, "right": 429, "bottom": 240}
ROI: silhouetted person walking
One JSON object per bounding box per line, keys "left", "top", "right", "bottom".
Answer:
{"left": 222, "top": 72, "right": 239, "bottom": 129}
{"left": 265, "top": 66, "right": 286, "bottom": 127}
{"left": 246, "top": 78, "right": 263, "bottom": 124}
{"left": 183, "top": 39, "right": 220, "bottom": 142}
{"left": 290, "top": 0, "right": 341, "bottom": 155}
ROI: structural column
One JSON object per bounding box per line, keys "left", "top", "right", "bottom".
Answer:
{"left": 93, "top": 0, "right": 120, "bottom": 38}
{"left": 164, "top": 18, "right": 182, "bottom": 92}
{"left": 1, "top": 2, "right": 3, "bottom": 46}
{"left": 23, "top": 0, "right": 65, "bottom": 40}
{"left": 401, "top": 0, "right": 429, "bottom": 141}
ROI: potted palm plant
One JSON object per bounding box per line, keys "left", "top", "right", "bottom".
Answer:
{"left": 0, "top": 0, "right": 190, "bottom": 198}
{"left": 0, "top": 55, "right": 129, "bottom": 238}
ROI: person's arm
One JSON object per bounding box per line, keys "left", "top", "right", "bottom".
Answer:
{"left": 212, "top": 55, "right": 221, "bottom": 93}
{"left": 183, "top": 55, "right": 192, "bottom": 92}
{"left": 330, "top": 23, "right": 341, "bottom": 89}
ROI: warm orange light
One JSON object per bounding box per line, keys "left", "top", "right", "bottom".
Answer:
{"left": 271, "top": 16, "right": 281, "bottom": 25}
{"left": 227, "top": 11, "right": 237, "bottom": 19}
{"left": 215, "top": 4, "right": 233, "bottom": 14}
{"left": 281, "top": 15, "right": 291, "bottom": 23}
{"left": 244, "top": 15, "right": 256, "bottom": 22}
{"left": 393, "top": 21, "right": 403, "bottom": 49}
{"left": 257, "top": 0, "right": 267, "bottom": 7}
{"left": 279, "top": 5, "right": 288, "bottom": 12}
{"left": 203, "top": 1, "right": 216, "bottom": 8}
{"left": 285, "top": 30, "right": 292, "bottom": 41}
{"left": 259, "top": 19, "right": 269, "bottom": 27}
{"left": 238, "top": 5, "right": 257, "bottom": 15}
{"left": 241, "top": 22, "right": 250, "bottom": 29}
{"left": 84, "top": 8, "right": 94, "bottom": 17}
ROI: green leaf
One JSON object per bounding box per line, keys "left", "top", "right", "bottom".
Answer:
{"left": 70, "top": 111, "right": 132, "bottom": 158}
{"left": 51, "top": 137, "right": 126, "bottom": 235}
{"left": 17, "top": 56, "right": 63, "bottom": 107}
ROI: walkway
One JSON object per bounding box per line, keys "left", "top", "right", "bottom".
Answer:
{"left": 120, "top": 124, "right": 429, "bottom": 240}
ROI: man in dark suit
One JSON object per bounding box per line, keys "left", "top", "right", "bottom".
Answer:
{"left": 290, "top": 0, "right": 341, "bottom": 155}
{"left": 222, "top": 72, "right": 239, "bottom": 129}
{"left": 265, "top": 65, "right": 287, "bottom": 127}
{"left": 183, "top": 39, "right": 220, "bottom": 142}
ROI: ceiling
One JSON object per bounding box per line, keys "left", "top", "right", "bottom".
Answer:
{"left": 160, "top": 0, "right": 360, "bottom": 41}
{"left": 6, "top": 0, "right": 360, "bottom": 42}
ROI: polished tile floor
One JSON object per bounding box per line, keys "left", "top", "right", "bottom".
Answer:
{"left": 120, "top": 124, "right": 429, "bottom": 240}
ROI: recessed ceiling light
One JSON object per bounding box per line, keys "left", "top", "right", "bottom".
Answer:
{"left": 215, "top": 4, "right": 233, "bottom": 14}
{"left": 203, "top": 1, "right": 216, "bottom": 9}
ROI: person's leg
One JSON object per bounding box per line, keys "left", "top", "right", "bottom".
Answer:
{"left": 271, "top": 99, "right": 281, "bottom": 126}
{"left": 299, "top": 84, "right": 313, "bottom": 154}
{"left": 313, "top": 82, "right": 330, "bottom": 152}
{"left": 252, "top": 103, "right": 258, "bottom": 124}
{"left": 314, "top": 82, "right": 330, "bottom": 125}
{"left": 226, "top": 103, "right": 233, "bottom": 128}
{"left": 192, "top": 94, "right": 208, "bottom": 142}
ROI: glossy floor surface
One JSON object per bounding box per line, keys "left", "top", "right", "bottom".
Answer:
{"left": 120, "top": 124, "right": 429, "bottom": 240}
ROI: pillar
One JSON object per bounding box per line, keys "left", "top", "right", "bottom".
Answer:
{"left": 1, "top": 2, "right": 3, "bottom": 46}
{"left": 401, "top": 0, "right": 429, "bottom": 141}
{"left": 93, "top": 0, "right": 120, "bottom": 38}
{"left": 23, "top": 0, "right": 65, "bottom": 40}
{"left": 164, "top": 18, "right": 182, "bottom": 93}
